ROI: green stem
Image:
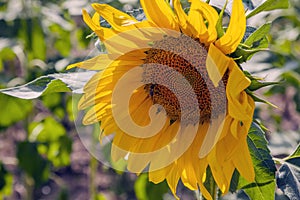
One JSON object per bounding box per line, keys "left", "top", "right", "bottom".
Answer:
{"left": 90, "top": 124, "right": 99, "bottom": 200}
{"left": 24, "top": 174, "right": 34, "bottom": 200}
{"left": 90, "top": 156, "right": 98, "bottom": 200}
{"left": 207, "top": 175, "right": 218, "bottom": 200}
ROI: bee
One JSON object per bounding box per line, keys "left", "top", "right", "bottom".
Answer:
{"left": 149, "top": 84, "right": 156, "bottom": 98}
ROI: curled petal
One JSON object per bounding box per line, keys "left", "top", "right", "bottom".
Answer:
{"left": 215, "top": 0, "right": 246, "bottom": 54}
{"left": 140, "top": 0, "right": 179, "bottom": 30}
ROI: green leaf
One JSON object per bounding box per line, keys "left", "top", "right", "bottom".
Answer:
{"left": 17, "top": 141, "right": 50, "bottom": 185}
{"left": 246, "top": 90, "right": 277, "bottom": 108}
{"left": 229, "top": 170, "right": 240, "bottom": 193}
{"left": 29, "top": 117, "right": 72, "bottom": 167}
{"left": 248, "top": 79, "right": 279, "bottom": 91}
{"left": 203, "top": 166, "right": 218, "bottom": 199}
{"left": 282, "top": 71, "right": 300, "bottom": 89}
{"left": 288, "top": 144, "right": 300, "bottom": 159}
{"left": 49, "top": 24, "right": 71, "bottom": 57}
{"left": 234, "top": 47, "right": 267, "bottom": 63}
{"left": 32, "top": 18, "right": 46, "bottom": 60}
{"left": 244, "top": 23, "right": 272, "bottom": 48}
{"left": 0, "top": 71, "right": 96, "bottom": 99}
{"left": 0, "top": 93, "right": 32, "bottom": 127}
{"left": 277, "top": 163, "right": 300, "bottom": 200}
{"left": 29, "top": 117, "right": 65, "bottom": 142}
{"left": 134, "top": 174, "right": 169, "bottom": 200}
{"left": 246, "top": 0, "right": 289, "bottom": 19}
{"left": 284, "top": 144, "right": 300, "bottom": 168}
{"left": 243, "top": 26, "right": 257, "bottom": 42}
{"left": 238, "top": 123, "right": 276, "bottom": 200}
{"left": 235, "top": 24, "right": 270, "bottom": 63}
{"left": 0, "top": 162, "right": 13, "bottom": 198}
{"left": 18, "top": 18, "right": 46, "bottom": 61}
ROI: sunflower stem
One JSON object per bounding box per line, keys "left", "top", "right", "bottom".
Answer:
{"left": 208, "top": 177, "right": 218, "bottom": 200}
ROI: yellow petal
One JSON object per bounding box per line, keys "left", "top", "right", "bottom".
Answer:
{"left": 82, "top": 105, "right": 104, "bottom": 125}
{"left": 226, "top": 62, "right": 252, "bottom": 120}
{"left": 194, "top": 159, "right": 212, "bottom": 200}
{"left": 68, "top": 54, "right": 112, "bottom": 70}
{"left": 82, "top": 9, "right": 99, "bottom": 31}
{"left": 207, "top": 148, "right": 227, "bottom": 193}
{"left": 173, "top": 0, "right": 188, "bottom": 32}
{"left": 181, "top": 155, "right": 198, "bottom": 190}
{"left": 199, "top": 115, "right": 226, "bottom": 158}
{"left": 230, "top": 119, "right": 240, "bottom": 139}
{"left": 215, "top": 0, "right": 246, "bottom": 54}
{"left": 198, "top": 182, "right": 213, "bottom": 200}
{"left": 192, "top": 0, "right": 218, "bottom": 42}
{"left": 166, "top": 166, "right": 181, "bottom": 197}
{"left": 221, "top": 161, "right": 235, "bottom": 194}
{"left": 206, "top": 43, "right": 231, "bottom": 87}
{"left": 92, "top": 4, "right": 138, "bottom": 32}
{"left": 140, "top": 0, "right": 178, "bottom": 30}
{"left": 149, "top": 165, "right": 172, "bottom": 184}
{"left": 82, "top": 9, "right": 116, "bottom": 41}
{"left": 111, "top": 143, "right": 128, "bottom": 162}
{"left": 188, "top": 2, "right": 207, "bottom": 38}
{"left": 127, "top": 153, "right": 150, "bottom": 174}
{"left": 232, "top": 138, "right": 255, "bottom": 182}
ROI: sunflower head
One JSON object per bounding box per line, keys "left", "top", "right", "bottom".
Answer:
{"left": 70, "top": 0, "right": 257, "bottom": 199}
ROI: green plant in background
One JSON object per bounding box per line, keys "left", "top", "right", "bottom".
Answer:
{"left": 0, "top": 0, "right": 299, "bottom": 200}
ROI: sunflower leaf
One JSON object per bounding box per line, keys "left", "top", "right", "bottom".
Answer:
{"left": 287, "top": 144, "right": 300, "bottom": 160}
{"left": 0, "top": 71, "right": 96, "bottom": 99}
{"left": 234, "top": 47, "right": 267, "bottom": 63}
{"left": 244, "top": 23, "right": 272, "bottom": 47}
{"left": 236, "top": 24, "right": 270, "bottom": 63}
{"left": 246, "top": 0, "right": 289, "bottom": 19}
{"left": 246, "top": 90, "right": 277, "bottom": 108}
{"left": 238, "top": 123, "right": 277, "bottom": 200}
{"left": 276, "top": 163, "right": 300, "bottom": 200}
{"left": 283, "top": 144, "right": 300, "bottom": 168}
{"left": 248, "top": 79, "right": 279, "bottom": 91}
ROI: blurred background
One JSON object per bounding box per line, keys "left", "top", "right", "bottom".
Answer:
{"left": 0, "top": 0, "right": 299, "bottom": 199}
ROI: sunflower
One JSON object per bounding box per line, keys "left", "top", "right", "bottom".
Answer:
{"left": 70, "top": 0, "right": 255, "bottom": 199}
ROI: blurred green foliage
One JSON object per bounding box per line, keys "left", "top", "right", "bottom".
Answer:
{"left": 0, "top": 0, "right": 299, "bottom": 199}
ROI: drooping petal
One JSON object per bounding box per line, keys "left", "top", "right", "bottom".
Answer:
{"left": 215, "top": 0, "right": 246, "bottom": 54}
{"left": 166, "top": 166, "right": 181, "bottom": 199}
{"left": 226, "top": 62, "right": 252, "bottom": 120}
{"left": 232, "top": 138, "right": 255, "bottom": 182}
{"left": 181, "top": 155, "right": 198, "bottom": 190}
{"left": 149, "top": 165, "right": 172, "bottom": 184}
{"left": 206, "top": 43, "right": 231, "bottom": 87}
{"left": 207, "top": 148, "right": 228, "bottom": 193}
{"left": 199, "top": 115, "right": 226, "bottom": 158}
